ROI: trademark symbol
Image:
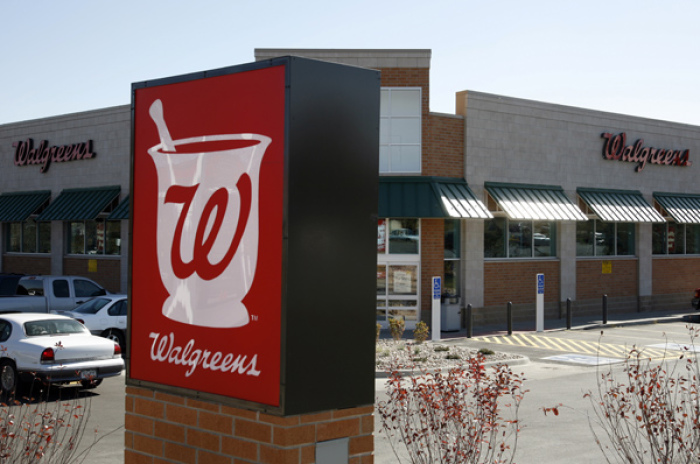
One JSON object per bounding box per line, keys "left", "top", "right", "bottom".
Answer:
{"left": 251, "top": 315, "right": 259, "bottom": 322}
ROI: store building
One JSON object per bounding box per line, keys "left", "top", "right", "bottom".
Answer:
{"left": 0, "top": 106, "right": 131, "bottom": 293}
{"left": 1, "top": 48, "right": 699, "bottom": 328}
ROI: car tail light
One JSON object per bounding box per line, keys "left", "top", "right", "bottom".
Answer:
{"left": 41, "top": 347, "right": 55, "bottom": 363}
{"left": 76, "top": 318, "right": 85, "bottom": 325}
{"left": 695, "top": 288, "right": 700, "bottom": 299}
{"left": 114, "top": 343, "right": 122, "bottom": 357}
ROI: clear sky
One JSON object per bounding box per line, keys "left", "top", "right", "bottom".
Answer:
{"left": 2, "top": 0, "right": 699, "bottom": 126}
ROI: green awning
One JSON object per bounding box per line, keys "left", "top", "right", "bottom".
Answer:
{"left": 653, "top": 192, "right": 700, "bottom": 224}
{"left": 485, "top": 182, "right": 587, "bottom": 221}
{"left": 37, "top": 186, "right": 121, "bottom": 221}
{"left": 108, "top": 195, "right": 129, "bottom": 220}
{"left": 0, "top": 190, "right": 51, "bottom": 222}
{"left": 379, "top": 177, "right": 491, "bottom": 219}
{"left": 578, "top": 188, "right": 664, "bottom": 223}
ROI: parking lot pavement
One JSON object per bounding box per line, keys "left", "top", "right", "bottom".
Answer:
{"left": 64, "top": 311, "right": 700, "bottom": 464}
{"left": 375, "top": 319, "right": 700, "bottom": 464}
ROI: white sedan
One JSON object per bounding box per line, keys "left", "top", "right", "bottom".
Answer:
{"left": 58, "top": 294, "right": 127, "bottom": 350}
{"left": 0, "top": 313, "right": 124, "bottom": 394}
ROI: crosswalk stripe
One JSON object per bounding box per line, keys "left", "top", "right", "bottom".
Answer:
{"left": 468, "top": 333, "right": 686, "bottom": 360}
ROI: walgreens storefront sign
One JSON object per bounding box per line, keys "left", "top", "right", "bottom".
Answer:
{"left": 130, "top": 64, "right": 285, "bottom": 408}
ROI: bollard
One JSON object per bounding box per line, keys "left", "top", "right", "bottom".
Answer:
{"left": 602, "top": 294, "right": 608, "bottom": 324}
{"left": 507, "top": 301, "right": 513, "bottom": 336}
{"left": 566, "top": 298, "right": 572, "bottom": 330}
{"left": 466, "top": 304, "right": 473, "bottom": 339}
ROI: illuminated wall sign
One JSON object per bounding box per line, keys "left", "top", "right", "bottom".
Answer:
{"left": 601, "top": 132, "right": 691, "bottom": 172}
{"left": 12, "top": 138, "right": 96, "bottom": 173}
{"left": 130, "top": 57, "right": 380, "bottom": 415}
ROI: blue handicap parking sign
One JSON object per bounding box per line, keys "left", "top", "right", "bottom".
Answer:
{"left": 537, "top": 274, "right": 545, "bottom": 294}
{"left": 433, "top": 277, "right": 441, "bottom": 299}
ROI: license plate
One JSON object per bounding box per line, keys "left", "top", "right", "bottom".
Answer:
{"left": 80, "top": 369, "right": 97, "bottom": 380}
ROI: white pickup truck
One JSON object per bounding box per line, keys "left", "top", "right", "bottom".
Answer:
{"left": 0, "top": 275, "right": 107, "bottom": 314}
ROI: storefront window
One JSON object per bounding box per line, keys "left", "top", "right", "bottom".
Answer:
{"left": 387, "top": 219, "right": 419, "bottom": 255}
{"left": 577, "top": 220, "right": 635, "bottom": 256}
{"left": 668, "top": 223, "right": 685, "bottom": 254}
{"left": 69, "top": 222, "right": 86, "bottom": 254}
{"left": 444, "top": 220, "right": 460, "bottom": 259}
{"left": 377, "top": 218, "right": 420, "bottom": 324}
{"left": 5, "top": 220, "right": 50, "bottom": 254}
{"left": 484, "top": 218, "right": 506, "bottom": 258}
{"left": 616, "top": 223, "right": 635, "bottom": 255}
{"left": 576, "top": 220, "right": 595, "bottom": 256}
{"left": 653, "top": 222, "right": 700, "bottom": 255}
{"left": 22, "top": 221, "right": 37, "bottom": 253}
{"left": 484, "top": 218, "right": 556, "bottom": 258}
{"left": 597, "top": 222, "right": 615, "bottom": 256}
{"left": 687, "top": 225, "right": 700, "bottom": 254}
{"left": 652, "top": 223, "right": 666, "bottom": 255}
{"left": 444, "top": 219, "right": 460, "bottom": 298}
{"left": 68, "top": 219, "right": 121, "bottom": 255}
{"left": 7, "top": 223, "right": 20, "bottom": 253}
{"left": 379, "top": 88, "right": 421, "bottom": 174}
{"left": 377, "top": 264, "right": 420, "bottom": 323}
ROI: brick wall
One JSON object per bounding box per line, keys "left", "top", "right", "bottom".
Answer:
{"left": 420, "top": 219, "right": 443, "bottom": 318}
{"left": 424, "top": 115, "right": 464, "bottom": 177}
{"left": 576, "top": 259, "right": 638, "bottom": 300}
{"left": 63, "top": 257, "right": 121, "bottom": 293}
{"left": 2, "top": 255, "right": 51, "bottom": 275}
{"left": 379, "top": 68, "right": 429, "bottom": 115}
{"left": 379, "top": 67, "right": 464, "bottom": 179}
{"left": 125, "top": 386, "right": 374, "bottom": 464}
{"left": 484, "top": 261, "right": 560, "bottom": 306}
{"left": 652, "top": 257, "right": 700, "bottom": 295}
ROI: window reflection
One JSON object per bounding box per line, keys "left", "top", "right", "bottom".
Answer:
{"left": 388, "top": 219, "right": 419, "bottom": 254}
{"left": 653, "top": 222, "right": 700, "bottom": 255}
{"left": 68, "top": 219, "right": 121, "bottom": 255}
{"left": 484, "top": 218, "right": 556, "bottom": 258}
{"left": 576, "top": 220, "right": 635, "bottom": 257}
{"left": 484, "top": 218, "right": 506, "bottom": 258}
{"left": 5, "top": 220, "right": 51, "bottom": 254}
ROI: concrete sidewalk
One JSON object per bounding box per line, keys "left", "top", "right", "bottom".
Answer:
{"left": 379, "top": 307, "right": 700, "bottom": 342}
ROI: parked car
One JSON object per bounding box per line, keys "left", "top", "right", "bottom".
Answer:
{"left": 0, "top": 275, "right": 107, "bottom": 314}
{"left": 390, "top": 228, "right": 419, "bottom": 241}
{"left": 57, "top": 294, "right": 127, "bottom": 350}
{"left": 0, "top": 313, "right": 123, "bottom": 394}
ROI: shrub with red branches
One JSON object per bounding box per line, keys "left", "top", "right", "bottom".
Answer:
{"left": 377, "top": 353, "right": 526, "bottom": 464}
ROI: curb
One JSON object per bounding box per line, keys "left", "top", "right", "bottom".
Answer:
{"left": 374, "top": 355, "right": 530, "bottom": 379}
{"left": 574, "top": 313, "right": 699, "bottom": 332}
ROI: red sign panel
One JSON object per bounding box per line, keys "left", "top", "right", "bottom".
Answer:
{"left": 130, "top": 65, "right": 285, "bottom": 406}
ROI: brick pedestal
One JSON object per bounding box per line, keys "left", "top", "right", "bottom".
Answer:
{"left": 125, "top": 386, "right": 374, "bottom": 464}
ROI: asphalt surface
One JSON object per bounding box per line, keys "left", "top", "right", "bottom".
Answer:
{"left": 13, "top": 307, "right": 697, "bottom": 464}
{"left": 375, "top": 307, "right": 700, "bottom": 464}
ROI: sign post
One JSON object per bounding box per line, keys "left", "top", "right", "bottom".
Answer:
{"left": 536, "top": 273, "right": 544, "bottom": 332}
{"left": 432, "top": 276, "right": 441, "bottom": 341}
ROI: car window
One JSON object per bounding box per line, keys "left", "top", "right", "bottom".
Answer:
{"left": 0, "top": 321, "right": 11, "bottom": 342}
{"left": 108, "top": 300, "right": 127, "bottom": 317}
{"left": 25, "top": 319, "right": 88, "bottom": 336}
{"left": 74, "top": 280, "right": 103, "bottom": 298}
{"left": 53, "top": 280, "right": 70, "bottom": 298}
{"left": 0, "top": 277, "right": 20, "bottom": 296}
{"left": 75, "top": 298, "right": 111, "bottom": 315}
{"left": 18, "top": 278, "right": 45, "bottom": 296}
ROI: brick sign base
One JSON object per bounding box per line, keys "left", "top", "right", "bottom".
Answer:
{"left": 124, "top": 386, "right": 374, "bottom": 464}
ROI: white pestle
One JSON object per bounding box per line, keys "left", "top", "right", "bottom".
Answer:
{"left": 149, "top": 99, "right": 176, "bottom": 152}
